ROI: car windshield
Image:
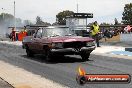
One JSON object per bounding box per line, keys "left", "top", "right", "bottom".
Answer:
{"left": 43, "top": 28, "right": 76, "bottom": 37}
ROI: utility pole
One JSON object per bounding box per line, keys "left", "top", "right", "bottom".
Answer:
{"left": 76, "top": 0, "right": 78, "bottom": 13}
{"left": 2, "top": 8, "right": 5, "bottom": 20}
{"left": 14, "top": 1, "right": 16, "bottom": 29}
{"left": 77, "top": 3, "right": 78, "bottom": 13}
{"left": 76, "top": 0, "right": 79, "bottom": 26}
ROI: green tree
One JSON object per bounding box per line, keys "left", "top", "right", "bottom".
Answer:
{"left": 52, "top": 22, "right": 58, "bottom": 26}
{"left": 100, "top": 22, "right": 111, "bottom": 26}
{"left": 56, "top": 10, "right": 74, "bottom": 25}
{"left": 23, "top": 20, "right": 33, "bottom": 26}
{"left": 0, "top": 13, "right": 14, "bottom": 25}
{"left": 36, "top": 16, "right": 51, "bottom": 26}
{"left": 100, "top": 22, "right": 112, "bottom": 30}
{"left": 122, "top": 3, "right": 132, "bottom": 25}
{"left": 0, "top": 13, "right": 15, "bottom": 34}
{"left": 4, "top": 13, "right": 14, "bottom": 20}
{"left": 16, "top": 18, "right": 22, "bottom": 26}
{"left": 114, "top": 18, "right": 118, "bottom": 25}
{"left": 36, "top": 16, "right": 43, "bottom": 25}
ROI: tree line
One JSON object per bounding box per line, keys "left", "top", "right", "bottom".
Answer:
{"left": 0, "top": 2, "right": 132, "bottom": 28}
{"left": 0, "top": 13, "right": 51, "bottom": 28}
{"left": 56, "top": 3, "right": 132, "bottom": 25}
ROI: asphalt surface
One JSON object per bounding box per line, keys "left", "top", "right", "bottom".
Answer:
{"left": 0, "top": 77, "right": 13, "bottom": 88}
{"left": 0, "top": 42, "right": 132, "bottom": 88}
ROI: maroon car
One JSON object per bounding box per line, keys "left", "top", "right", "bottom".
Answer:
{"left": 22, "top": 26, "right": 95, "bottom": 61}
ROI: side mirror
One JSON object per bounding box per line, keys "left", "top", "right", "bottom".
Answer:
{"left": 36, "top": 34, "right": 42, "bottom": 38}
{"left": 33, "top": 33, "right": 36, "bottom": 38}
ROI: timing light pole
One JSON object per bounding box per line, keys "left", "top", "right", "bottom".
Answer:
{"left": 14, "top": 1, "right": 16, "bottom": 29}
{"left": 1, "top": 8, "right": 5, "bottom": 20}
{"left": 76, "top": 0, "right": 79, "bottom": 26}
{"left": 76, "top": 0, "right": 79, "bottom": 13}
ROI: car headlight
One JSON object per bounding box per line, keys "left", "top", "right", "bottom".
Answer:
{"left": 52, "top": 43, "right": 63, "bottom": 48}
{"left": 86, "top": 42, "right": 95, "bottom": 46}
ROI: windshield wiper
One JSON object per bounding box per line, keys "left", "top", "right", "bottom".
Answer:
{"left": 65, "top": 34, "right": 75, "bottom": 36}
{"left": 50, "top": 34, "right": 60, "bottom": 37}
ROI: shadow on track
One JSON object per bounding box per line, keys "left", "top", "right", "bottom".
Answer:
{"left": 20, "top": 55, "right": 93, "bottom": 64}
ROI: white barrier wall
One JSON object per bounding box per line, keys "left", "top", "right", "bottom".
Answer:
{"left": 120, "top": 33, "right": 132, "bottom": 42}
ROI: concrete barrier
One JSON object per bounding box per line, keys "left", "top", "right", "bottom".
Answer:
{"left": 100, "top": 33, "right": 132, "bottom": 43}
{"left": 100, "top": 34, "right": 120, "bottom": 42}
{"left": 120, "top": 33, "right": 132, "bottom": 43}
{"left": 125, "top": 47, "right": 132, "bottom": 52}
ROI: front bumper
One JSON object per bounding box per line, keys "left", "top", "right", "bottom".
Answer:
{"left": 22, "top": 45, "right": 25, "bottom": 49}
{"left": 51, "top": 46, "right": 96, "bottom": 55}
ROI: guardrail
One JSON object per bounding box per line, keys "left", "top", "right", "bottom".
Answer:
{"left": 120, "top": 33, "right": 132, "bottom": 42}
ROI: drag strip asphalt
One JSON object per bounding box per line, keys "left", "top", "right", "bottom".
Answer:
{"left": 0, "top": 43, "right": 132, "bottom": 88}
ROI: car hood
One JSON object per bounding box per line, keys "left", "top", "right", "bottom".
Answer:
{"left": 47, "top": 36, "right": 94, "bottom": 43}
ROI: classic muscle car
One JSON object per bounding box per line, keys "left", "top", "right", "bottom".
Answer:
{"left": 22, "top": 26, "right": 95, "bottom": 61}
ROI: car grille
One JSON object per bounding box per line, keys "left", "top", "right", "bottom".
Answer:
{"left": 63, "top": 42, "right": 86, "bottom": 48}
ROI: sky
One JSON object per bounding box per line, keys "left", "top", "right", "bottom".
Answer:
{"left": 0, "top": 0, "right": 132, "bottom": 24}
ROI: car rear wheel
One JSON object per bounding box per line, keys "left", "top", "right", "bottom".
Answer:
{"left": 26, "top": 48, "right": 34, "bottom": 57}
{"left": 44, "top": 48, "right": 52, "bottom": 61}
{"left": 81, "top": 52, "right": 90, "bottom": 61}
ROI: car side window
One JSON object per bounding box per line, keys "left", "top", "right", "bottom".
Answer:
{"left": 36, "top": 29, "right": 42, "bottom": 38}
{"left": 43, "top": 29, "right": 47, "bottom": 37}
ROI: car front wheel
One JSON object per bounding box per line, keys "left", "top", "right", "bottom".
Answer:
{"left": 44, "top": 48, "right": 52, "bottom": 61}
{"left": 80, "top": 52, "right": 90, "bottom": 61}
{"left": 26, "top": 48, "right": 34, "bottom": 57}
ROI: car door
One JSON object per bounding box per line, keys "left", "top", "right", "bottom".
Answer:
{"left": 31, "top": 28, "right": 43, "bottom": 53}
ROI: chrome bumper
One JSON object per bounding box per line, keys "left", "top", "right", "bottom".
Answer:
{"left": 51, "top": 46, "right": 96, "bottom": 54}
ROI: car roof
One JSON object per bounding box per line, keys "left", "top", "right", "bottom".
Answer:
{"left": 39, "top": 26, "right": 69, "bottom": 30}
{"left": 26, "top": 25, "right": 69, "bottom": 29}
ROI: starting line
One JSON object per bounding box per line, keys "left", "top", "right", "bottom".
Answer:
{"left": 110, "top": 51, "right": 132, "bottom": 56}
